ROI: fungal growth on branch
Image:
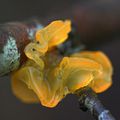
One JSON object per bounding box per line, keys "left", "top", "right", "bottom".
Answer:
{"left": 11, "top": 20, "right": 113, "bottom": 108}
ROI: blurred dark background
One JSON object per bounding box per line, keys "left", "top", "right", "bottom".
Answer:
{"left": 0, "top": 0, "right": 120, "bottom": 120}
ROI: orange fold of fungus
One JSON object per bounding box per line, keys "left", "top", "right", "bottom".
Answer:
{"left": 11, "top": 20, "right": 113, "bottom": 108}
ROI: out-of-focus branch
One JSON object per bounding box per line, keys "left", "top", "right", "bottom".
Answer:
{"left": 73, "top": 0, "right": 120, "bottom": 46}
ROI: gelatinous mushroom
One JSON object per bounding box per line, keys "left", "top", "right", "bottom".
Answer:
{"left": 11, "top": 20, "right": 113, "bottom": 108}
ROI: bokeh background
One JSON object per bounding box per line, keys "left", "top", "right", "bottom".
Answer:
{"left": 0, "top": 0, "right": 120, "bottom": 120}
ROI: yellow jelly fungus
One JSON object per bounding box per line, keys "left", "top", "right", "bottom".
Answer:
{"left": 11, "top": 20, "right": 113, "bottom": 108}
{"left": 35, "top": 20, "right": 71, "bottom": 49}
{"left": 71, "top": 51, "right": 113, "bottom": 93}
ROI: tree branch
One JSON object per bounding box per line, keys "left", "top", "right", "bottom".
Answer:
{"left": 76, "top": 87, "right": 115, "bottom": 120}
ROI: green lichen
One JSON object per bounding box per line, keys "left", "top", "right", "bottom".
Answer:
{"left": 0, "top": 36, "right": 20, "bottom": 76}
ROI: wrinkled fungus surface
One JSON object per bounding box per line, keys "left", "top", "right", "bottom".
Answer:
{"left": 11, "top": 20, "right": 113, "bottom": 108}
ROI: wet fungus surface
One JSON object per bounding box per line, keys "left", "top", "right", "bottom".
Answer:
{"left": 11, "top": 20, "right": 113, "bottom": 108}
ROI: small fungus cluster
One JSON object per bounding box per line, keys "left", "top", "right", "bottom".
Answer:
{"left": 11, "top": 20, "right": 113, "bottom": 108}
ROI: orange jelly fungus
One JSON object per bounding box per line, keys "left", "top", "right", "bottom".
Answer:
{"left": 11, "top": 20, "right": 113, "bottom": 108}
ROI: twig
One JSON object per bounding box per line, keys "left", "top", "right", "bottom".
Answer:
{"left": 76, "top": 87, "right": 115, "bottom": 120}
